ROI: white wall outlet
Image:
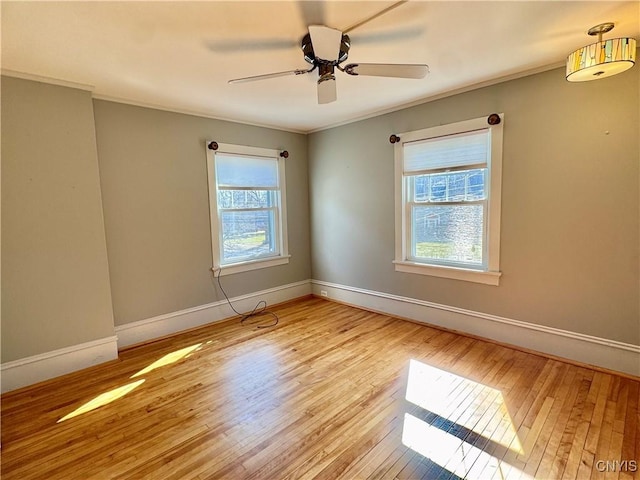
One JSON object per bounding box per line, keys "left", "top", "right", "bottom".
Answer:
{"left": 320, "top": 290, "right": 328, "bottom": 297}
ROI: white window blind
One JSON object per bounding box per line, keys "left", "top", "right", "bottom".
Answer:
{"left": 403, "top": 129, "right": 489, "bottom": 174}
{"left": 215, "top": 153, "right": 279, "bottom": 188}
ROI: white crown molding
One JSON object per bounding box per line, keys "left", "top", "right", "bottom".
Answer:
{"left": 307, "top": 62, "right": 565, "bottom": 134}
{"left": 115, "top": 279, "right": 312, "bottom": 348}
{"left": 91, "top": 93, "right": 307, "bottom": 135}
{"left": 1, "top": 336, "right": 118, "bottom": 394}
{"left": 0, "top": 69, "right": 302, "bottom": 134}
{"left": 311, "top": 280, "right": 640, "bottom": 377}
{"left": 1, "top": 69, "right": 95, "bottom": 92}
{"left": 3, "top": 61, "right": 567, "bottom": 135}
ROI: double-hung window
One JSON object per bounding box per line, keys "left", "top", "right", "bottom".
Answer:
{"left": 394, "top": 115, "right": 503, "bottom": 285}
{"left": 206, "top": 142, "right": 289, "bottom": 275}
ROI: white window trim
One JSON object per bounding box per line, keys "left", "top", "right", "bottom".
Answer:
{"left": 206, "top": 142, "right": 289, "bottom": 276}
{"left": 393, "top": 115, "right": 503, "bottom": 285}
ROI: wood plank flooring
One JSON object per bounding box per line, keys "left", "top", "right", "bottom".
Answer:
{"left": 1, "top": 297, "right": 639, "bottom": 479}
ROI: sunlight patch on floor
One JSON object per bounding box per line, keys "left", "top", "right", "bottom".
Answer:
{"left": 403, "top": 359, "right": 527, "bottom": 479}
{"left": 131, "top": 343, "right": 203, "bottom": 378}
{"left": 58, "top": 343, "right": 205, "bottom": 424}
{"left": 402, "top": 412, "right": 532, "bottom": 480}
{"left": 57, "top": 379, "right": 145, "bottom": 423}
{"left": 406, "top": 359, "right": 523, "bottom": 453}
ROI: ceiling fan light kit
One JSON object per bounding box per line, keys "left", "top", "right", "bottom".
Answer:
{"left": 228, "top": 1, "right": 428, "bottom": 104}
{"left": 566, "top": 22, "right": 636, "bottom": 82}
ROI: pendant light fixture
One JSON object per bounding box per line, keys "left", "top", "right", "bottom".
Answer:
{"left": 566, "top": 22, "right": 636, "bottom": 82}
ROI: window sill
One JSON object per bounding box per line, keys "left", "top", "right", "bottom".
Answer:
{"left": 214, "top": 255, "right": 291, "bottom": 276}
{"left": 393, "top": 260, "right": 501, "bottom": 286}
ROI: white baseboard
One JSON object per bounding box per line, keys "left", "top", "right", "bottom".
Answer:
{"left": 115, "top": 280, "right": 312, "bottom": 349}
{"left": 5, "top": 279, "right": 633, "bottom": 394}
{"left": 1, "top": 336, "right": 119, "bottom": 394}
{"left": 311, "top": 280, "right": 640, "bottom": 377}
{"left": 0, "top": 280, "right": 311, "bottom": 394}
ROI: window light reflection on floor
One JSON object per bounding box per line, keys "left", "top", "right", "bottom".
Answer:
{"left": 131, "top": 343, "right": 203, "bottom": 378}
{"left": 57, "top": 342, "right": 207, "bottom": 423}
{"left": 57, "top": 380, "right": 145, "bottom": 423}
{"left": 403, "top": 359, "right": 529, "bottom": 479}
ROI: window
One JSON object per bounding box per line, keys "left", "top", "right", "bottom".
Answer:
{"left": 206, "top": 142, "right": 289, "bottom": 275}
{"left": 393, "top": 115, "right": 503, "bottom": 285}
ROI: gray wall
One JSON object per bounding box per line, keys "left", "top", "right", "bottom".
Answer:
{"left": 92, "top": 101, "right": 310, "bottom": 326}
{"left": 2, "top": 63, "right": 637, "bottom": 366}
{"left": 309, "top": 65, "right": 639, "bottom": 346}
{"left": 1, "top": 77, "right": 115, "bottom": 362}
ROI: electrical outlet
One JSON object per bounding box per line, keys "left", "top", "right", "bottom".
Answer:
{"left": 320, "top": 290, "right": 328, "bottom": 297}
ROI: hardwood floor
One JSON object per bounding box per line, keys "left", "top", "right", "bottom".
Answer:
{"left": 1, "top": 297, "right": 638, "bottom": 479}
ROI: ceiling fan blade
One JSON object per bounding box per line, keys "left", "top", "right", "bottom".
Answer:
{"left": 342, "top": 0, "right": 409, "bottom": 34}
{"left": 308, "top": 25, "right": 342, "bottom": 61}
{"left": 317, "top": 77, "right": 337, "bottom": 104}
{"left": 353, "top": 26, "right": 424, "bottom": 45}
{"left": 228, "top": 68, "right": 312, "bottom": 84}
{"left": 343, "top": 63, "right": 429, "bottom": 79}
{"left": 206, "top": 38, "right": 297, "bottom": 53}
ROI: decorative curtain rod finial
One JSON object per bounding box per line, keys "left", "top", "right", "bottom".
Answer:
{"left": 389, "top": 134, "right": 401, "bottom": 144}
{"left": 280, "top": 150, "right": 289, "bottom": 158}
{"left": 487, "top": 114, "right": 501, "bottom": 125}
{"left": 208, "top": 141, "right": 219, "bottom": 151}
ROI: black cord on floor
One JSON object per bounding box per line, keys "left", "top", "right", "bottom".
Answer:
{"left": 213, "top": 267, "right": 279, "bottom": 328}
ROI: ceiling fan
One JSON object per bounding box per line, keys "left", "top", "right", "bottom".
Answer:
{"left": 228, "top": 1, "right": 429, "bottom": 104}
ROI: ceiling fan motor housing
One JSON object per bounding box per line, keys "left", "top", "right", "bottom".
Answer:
{"left": 339, "top": 35, "right": 351, "bottom": 63}
{"left": 301, "top": 33, "right": 351, "bottom": 65}
{"left": 301, "top": 33, "right": 315, "bottom": 64}
{"left": 228, "top": 3, "right": 428, "bottom": 105}
{"left": 318, "top": 63, "right": 336, "bottom": 81}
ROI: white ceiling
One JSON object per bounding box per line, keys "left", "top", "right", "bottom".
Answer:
{"left": 2, "top": 1, "right": 639, "bottom": 133}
